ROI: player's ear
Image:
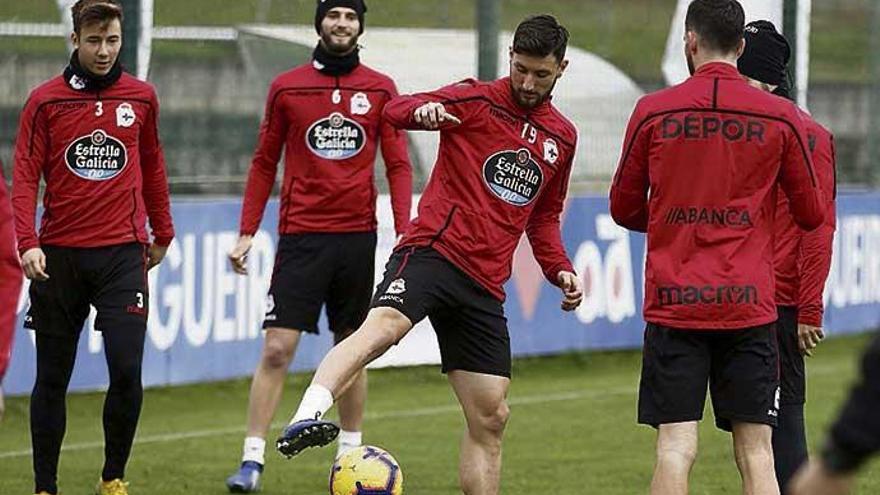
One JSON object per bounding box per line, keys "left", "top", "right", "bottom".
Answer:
{"left": 71, "top": 31, "right": 79, "bottom": 49}
{"left": 556, "top": 59, "right": 569, "bottom": 80}
{"left": 684, "top": 30, "right": 697, "bottom": 53}
{"left": 735, "top": 38, "right": 746, "bottom": 59}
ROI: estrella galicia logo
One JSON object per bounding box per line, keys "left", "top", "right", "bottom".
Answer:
{"left": 306, "top": 112, "right": 366, "bottom": 160}
{"left": 482, "top": 148, "right": 543, "bottom": 206}
{"left": 64, "top": 129, "right": 128, "bottom": 181}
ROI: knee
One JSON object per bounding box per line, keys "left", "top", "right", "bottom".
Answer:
{"left": 109, "top": 360, "right": 143, "bottom": 389}
{"left": 263, "top": 342, "right": 292, "bottom": 370}
{"left": 657, "top": 437, "right": 698, "bottom": 469}
{"left": 471, "top": 400, "right": 510, "bottom": 439}
{"left": 366, "top": 309, "right": 411, "bottom": 349}
{"left": 262, "top": 336, "right": 296, "bottom": 370}
{"left": 734, "top": 437, "right": 773, "bottom": 466}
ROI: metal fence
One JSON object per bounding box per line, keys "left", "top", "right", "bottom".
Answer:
{"left": 1, "top": 0, "right": 878, "bottom": 193}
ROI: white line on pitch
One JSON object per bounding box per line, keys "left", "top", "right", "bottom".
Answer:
{"left": 0, "top": 357, "right": 857, "bottom": 460}
{"left": 0, "top": 386, "right": 634, "bottom": 459}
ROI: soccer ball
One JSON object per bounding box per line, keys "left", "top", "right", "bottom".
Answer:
{"left": 329, "top": 445, "right": 403, "bottom": 495}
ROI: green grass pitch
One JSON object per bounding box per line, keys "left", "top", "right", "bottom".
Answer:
{"left": 1, "top": 333, "right": 878, "bottom": 494}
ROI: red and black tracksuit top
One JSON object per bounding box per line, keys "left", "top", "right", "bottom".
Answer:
{"left": 0, "top": 161, "right": 21, "bottom": 380}
{"left": 383, "top": 77, "right": 577, "bottom": 301}
{"left": 774, "top": 111, "right": 836, "bottom": 327}
{"left": 12, "top": 73, "right": 175, "bottom": 254}
{"left": 610, "top": 63, "right": 824, "bottom": 330}
{"left": 239, "top": 62, "right": 413, "bottom": 237}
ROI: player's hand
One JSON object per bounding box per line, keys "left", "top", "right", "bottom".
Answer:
{"left": 147, "top": 243, "right": 168, "bottom": 271}
{"left": 229, "top": 235, "right": 253, "bottom": 275}
{"left": 798, "top": 323, "right": 825, "bottom": 357}
{"left": 788, "top": 459, "right": 854, "bottom": 495}
{"left": 557, "top": 271, "right": 583, "bottom": 312}
{"left": 413, "top": 102, "right": 461, "bottom": 130}
{"left": 21, "top": 247, "right": 49, "bottom": 281}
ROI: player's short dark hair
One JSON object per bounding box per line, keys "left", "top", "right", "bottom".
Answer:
{"left": 512, "top": 14, "right": 570, "bottom": 63}
{"left": 685, "top": 0, "right": 745, "bottom": 54}
{"left": 72, "top": 0, "right": 123, "bottom": 35}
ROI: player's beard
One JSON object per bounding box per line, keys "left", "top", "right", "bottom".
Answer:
{"left": 320, "top": 30, "right": 359, "bottom": 55}
{"left": 511, "top": 78, "right": 557, "bottom": 110}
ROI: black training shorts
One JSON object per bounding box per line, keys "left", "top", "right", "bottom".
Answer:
{"left": 25, "top": 243, "right": 148, "bottom": 336}
{"left": 638, "top": 322, "right": 780, "bottom": 432}
{"left": 371, "top": 246, "right": 511, "bottom": 378}
{"left": 264, "top": 232, "right": 376, "bottom": 334}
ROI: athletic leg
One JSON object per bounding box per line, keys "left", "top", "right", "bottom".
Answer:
{"left": 733, "top": 422, "right": 780, "bottom": 495}
{"left": 100, "top": 325, "right": 146, "bottom": 481}
{"left": 334, "top": 328, "right": 367, "bottom": 454}
{"left": 449, "top": 370, "right": 510, "bottom": 495}
{"left": 710, "top": 324, "right": 781, "bottom": 495}
{"left": 773, "top": 306, "right": 808, "bottom": 492}
{"left": 296, "top": 307, "right": 411, "bottom": 418}
{"left": 90, "top": 243, "right": 151, "bottom": 484}
{"left": 651, "top": 422, "right": 699, "bottom": 495}
{"left": 245, "top": 329, "right": 302, "bottom": 443}
{"left": 27, "top": 246, "right": 90, "bottom": 495}
{"left": 31, "top": 332, "right": 81, "bottom": 494}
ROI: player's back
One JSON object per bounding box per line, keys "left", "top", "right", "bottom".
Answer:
{"left": 611, "top": 62, "right": 823, "bottom": 330}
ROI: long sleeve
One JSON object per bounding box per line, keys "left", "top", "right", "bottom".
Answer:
{"left": 609, "top": 100, "right": 650, "bottom": 233}
{"left": 379, "top": 84, "right": 413, "bottom": 236}
{"left": 239, "top": 81, "right": 290, "bottom": 236}
{"left": 779, "top": 110, "right": 824, "bottom": 231}
{"left": 11, "top": 94, "right": 48, "bottom": 255}
{"left": 797, "top": 134, "right": 837, "bottom": 326}
{"left": 140, "top": 90, "right": 174, "bottom": 246}
{"left": 525, "top": 143, "right": 576, "bottom": 286}
{"left": 382, "top": 80, "right": 480, "bottom": 131}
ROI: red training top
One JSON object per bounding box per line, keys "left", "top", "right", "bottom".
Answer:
{"left": 12, "top": 73, "right": 175, "bottom": 254}
{"left": 384, "top": 77, "right": 577, "bottom": 301}
{"left": 0, "top": 160, "right": 22, "bottom": 380}
{"left": 610, "top": 63, "right": 824, "bottom": 330}
{"left": 239, "top": 62, "right": 413, "bottom": 237}
{"left": 774, "top": 110, "right": 837, "bottom": 327}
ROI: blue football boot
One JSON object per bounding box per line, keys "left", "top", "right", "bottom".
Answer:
{"left": 225, "top": 460, "right": 263, "bottom": 493}
{"left": 275, "top": 418, "right": 340, "bottom": 458}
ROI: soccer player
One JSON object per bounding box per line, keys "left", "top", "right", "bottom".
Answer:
{"left": 12, "top": 1, "right": 175, "bottom": 494}
{"left": 275, "top": 14, "right": 583, "bottom": 495}
{"left": 788, "top": 333, "right": 880, "bottom": 495}
{"left": 737, "top": 20, "right": 837, "bottom": 492}
{"left": 0, "top": 159, "right": 23, "bottom": 422}
{"left": 224, "top": 0, "right": 413, "bottom": 491}
{"left": 609, "top": 1, "right": 824, "bottom": 494}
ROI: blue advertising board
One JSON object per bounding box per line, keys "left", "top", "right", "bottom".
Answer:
{"left": 4, "top": 193, "right": 879, "bottom": 395}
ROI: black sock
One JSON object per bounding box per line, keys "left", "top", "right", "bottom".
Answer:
{"left": 773, "top": 402, "right": 808, "bottom": 493}
{"left": 31, "top": 332, "right": 80, "bottom": 494}
{"left": 100, "top": 327, "right": 146, "bottom": 481}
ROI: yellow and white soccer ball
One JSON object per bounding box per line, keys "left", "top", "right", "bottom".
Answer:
{"left": 329, "top": 445, "right": 403, "bottom": 495}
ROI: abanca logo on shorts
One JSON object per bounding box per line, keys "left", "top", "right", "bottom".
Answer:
{"left": 482, "top": 148, "right": 544, "bottom": 206}
{"left": 306, "top": 112, "right": 366, "bottom": 160}
{"left": 64, "top": 129, "right": 128, "bottom": 181}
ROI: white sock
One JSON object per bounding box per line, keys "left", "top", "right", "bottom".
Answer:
{"left": 336, "top": 430, "right": 363, "bottom": 457}
{"left": 242, "top": 436, "right": 266, "bottom": 465}
{"left": 291, "top": 384, "right": 335, "bottom": 423}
